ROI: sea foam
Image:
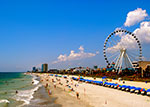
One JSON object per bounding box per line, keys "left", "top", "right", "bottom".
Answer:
{"left": 0, "top": 99, "right": 10, "bottom": 104}
{"left": 31, "top": 74, "right": 39, "bottom": 85}
{"left": 14, "top": 84, "right": 42, "bottom": 106}
{"left": 32, "top": 76, "right": 39, "bottom": 85}
{"left": 13, "top": 74, "right": 41, "bottom": 106}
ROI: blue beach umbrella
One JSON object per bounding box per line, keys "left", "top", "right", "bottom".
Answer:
{"left": 102, "top": 76, "right": 107, "bottom": 79}
{"left": 125, "top": 85, "right": 131, "bottom": 89}
{"left": 73, "top": 77, "right": 77, "bottom": 80}
{"left": 135, "top": 87, "right": 142, "bottom": 91}
{"left": 121, "top": 85, "right": 127, "bottom": 88}
{"left": 146, "top": 89, "right": 150, "bottom": 92}
{"left": 129, "top": 86, "right": 136, "bottom": 90}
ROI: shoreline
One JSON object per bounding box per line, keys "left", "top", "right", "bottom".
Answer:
{"left": 25, "top": 73, "right": 91, "bottom": 107}
{"left": 24, "top": 86, "right": 61, "bottom": 107}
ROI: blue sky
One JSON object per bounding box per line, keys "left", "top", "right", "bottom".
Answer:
{"left": 0, "top": 0, "right": 150, "bottom": 72}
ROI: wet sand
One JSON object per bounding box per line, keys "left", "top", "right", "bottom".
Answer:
{"left": 24, "top": 86, "right": 61, "bottom": 107}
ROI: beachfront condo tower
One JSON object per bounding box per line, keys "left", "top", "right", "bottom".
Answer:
{"left": 42, "top": 64, "right": 48, "bottom": 72}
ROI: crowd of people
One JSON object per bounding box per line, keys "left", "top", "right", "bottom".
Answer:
{"left": 39, "top": 74, "right": 82, "bottom": 99}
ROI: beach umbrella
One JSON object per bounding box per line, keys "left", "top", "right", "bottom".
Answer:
{"left": 129, "top": 86, "right": 136, "bottom": 92}
{"left": 106, "top": 83, "right": 112, "bottom": 87}
{"left": 135, "top": 87, "right": 142, "bottom": 90}
{"left": 121, "top": 85, "right": 127, "bottom": 90}
{"left": 113, "top": 83, "right": 119, "bottom": 88}
{"left": 134, "top": 87, "right": 142, "bottom": 94}
{"left": 129, "top": 86, "right": 136, "bottom": 90}
{"left": 110, "top": 83, "right": 115, "bottom": 88}
{"left": 102, "top": 76, "right": 107, "bottom": 79}
{"left": 146, "top": 89, "right": 150, "bottom": 92}
{"left": 140, "top": 88, "right": 147, "bottom": 95}
{"left": 125, "top": 85, "right": 131, "bottom": 91}
{"left": 87, "top": 80, "right": 93, "bottom": 83}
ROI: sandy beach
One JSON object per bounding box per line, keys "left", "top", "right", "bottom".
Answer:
{"left": 32, "top": 73, "right": 150, "bottom": 107}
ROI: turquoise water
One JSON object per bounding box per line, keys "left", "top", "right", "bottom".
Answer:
{"left": 0, "top": 72, "right": 39, "bottom": 107}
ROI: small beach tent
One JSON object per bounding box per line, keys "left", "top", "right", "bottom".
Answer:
{"left": 49, "top": 74, "right": 53, "bottom": 76}
{"left": 58, "top": 75, "right": 62, "bottom": 77}
{"left": 63, "top": 76, "right": 67, "bottom": 78}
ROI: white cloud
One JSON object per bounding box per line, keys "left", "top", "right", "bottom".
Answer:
{"left": 124, "top": 8, "right": 148, "bottom": 27}
{"left": 52, "top": 46, "right": 98, "bottom": 64}
{"left": 107, "top": 21, "right": 150, "bottom": 54}
{"left": 134, "top": 21, "right": 150, "bottom": 43}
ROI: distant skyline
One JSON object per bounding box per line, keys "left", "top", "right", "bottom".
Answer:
{"left": 0, "top": 0, "right": 150, "bottom": 72}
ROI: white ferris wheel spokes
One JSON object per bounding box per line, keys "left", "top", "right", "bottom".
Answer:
{"left": 103, "top": 29, "right": 142, "bottom": 73}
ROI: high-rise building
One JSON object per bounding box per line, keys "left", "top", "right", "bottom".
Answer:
{"left": 32, "top": 67, "right": 36, "bottom": 72}
{"left": 42, "top": 64, "right": 48, "bottom": 72}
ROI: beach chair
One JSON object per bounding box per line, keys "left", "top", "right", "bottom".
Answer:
{"left": 125, "top": 86, "right": 131, "bottom": 92}
{"left": 113, "top": 84, "right": 119, "bottom": 89}
{"left": 146, "top": 89, "right": 150, "bottom": 96}
{"left": 110, "top": 83, "right": 115, "bottom": 88}
{"left": 103, "top": 82, "right": 108, "bottom": 87}
{"left": 134, "top": 87, "right": 142, "bottom": 94}
{"left": 106, "top": 83, "right": 112, "bottom": 87}
{"left": 140, "top": 88, "right": 147, "bottom": 95}
{"left": 129, "top": 86, "right": 136, "bottom": 93}
{"left": 88, "top": 80, "right": 93, "bottom": 83}
{"left": 121, "top": 85, "right": 127, "bottom": 91}
{"left": 84, "top": 79, "right": 89, "bottom": 83}
{"left": 98, "top": 81, "right": 103, "bottom": 86}
{"left": 118, "top": 85, "right": 123, "bottom": 90}
{"left": 92, "top": 81, "right": 98, "bottom": 85}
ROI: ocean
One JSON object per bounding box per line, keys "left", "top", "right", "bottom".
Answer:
{"left": 0, "top": 72, "right": 41, "bottom": 107}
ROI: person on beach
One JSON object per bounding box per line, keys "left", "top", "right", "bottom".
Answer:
{"left": 16, "top": 90, "right": 18, "bottom": 94}
{"left": 54, "top": 83, "right": 56, "bottom": 88}
{"left": 48, "top": 90, "right": 52, "bottom": 95}
{"left": 45, "top": 83, "right": 48, "bottom": 88}
{"left": 52, "top": 79, "right": 54, "bottom": 82}
{"left": 76, "top": 92, "right": 79, "bottom": 99}
{"left": 123, "top": 80, "right": 125, "bottom": 84}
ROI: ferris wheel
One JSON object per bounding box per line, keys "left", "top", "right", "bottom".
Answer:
{"left": 103, "top": 29, "right": 142, "bottom": 73}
